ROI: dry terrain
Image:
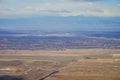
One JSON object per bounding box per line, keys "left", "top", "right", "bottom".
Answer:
{"left": 0, "top": 49, "right": 120, "bottom": 80}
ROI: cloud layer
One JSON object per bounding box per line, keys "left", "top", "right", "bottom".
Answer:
{"left": 0, "top": 0, "right": 120, "bottom": 18}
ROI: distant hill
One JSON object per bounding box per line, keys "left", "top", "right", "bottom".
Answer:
{"left": 0, "top": 29, "right": 17, "bottom": 34}
{"left": 0, "top": 29, "right": 24, "bottom": 34}
{"left": 72, "top": 31, "right": 120, "bottom": 38}
{"left": 0, "top": 29, "right": 120, "bottom": 38}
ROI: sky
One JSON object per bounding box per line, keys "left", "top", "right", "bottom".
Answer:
{"left": 0, "top": 0, "right": 120, "bottom": 32}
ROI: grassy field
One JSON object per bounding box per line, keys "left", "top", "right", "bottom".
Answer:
{"left": 0, "top": 49, "right": 120, "bottom": 80}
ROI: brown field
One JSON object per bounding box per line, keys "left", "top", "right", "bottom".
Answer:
{"left": 0, "top": 49, "right": 120, "bottom": 80}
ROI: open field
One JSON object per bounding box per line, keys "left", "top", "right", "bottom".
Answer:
{"left": 0, "top": 49, "right": 120, "bottom": 80}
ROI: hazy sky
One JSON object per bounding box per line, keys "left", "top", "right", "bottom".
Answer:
{"left": 0, "top": 0, "right": 120, "bottom": 32}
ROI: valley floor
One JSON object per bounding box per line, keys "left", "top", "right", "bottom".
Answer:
{"left": 0, "top": 49, "right": 120, "bottom": 80}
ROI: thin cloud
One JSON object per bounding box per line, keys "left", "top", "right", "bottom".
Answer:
{"left": 0, "top": 0, "right": 3, "bottom": 2}
{"left": 39, "top": 10, "right": 70, "bottom": 13}
{"left": 64, "top": 0, "right": 102, "bottom": 2}
{"left": 0, "top": 0, "right": 120, "bottom": 18}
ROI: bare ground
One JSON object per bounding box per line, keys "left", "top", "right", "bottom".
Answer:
{"left": 0, "top": 49, "right": 120, "bottom": 80}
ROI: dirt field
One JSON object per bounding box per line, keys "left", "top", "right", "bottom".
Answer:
{"left": 0, "top": 49, "right": 120, "bottom": 80}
